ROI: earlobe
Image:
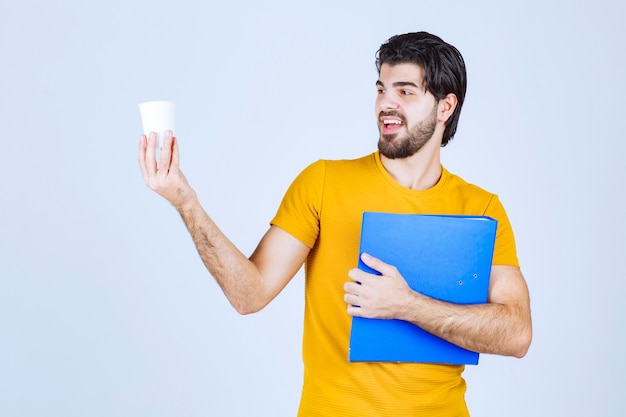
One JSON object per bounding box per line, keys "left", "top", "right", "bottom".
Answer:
{"left": 437, "top": 93, "right": 458, "bottom": 123}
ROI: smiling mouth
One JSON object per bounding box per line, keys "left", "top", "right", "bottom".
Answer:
{"left": 381, "top": 118, "right": 404, "bottom": 134}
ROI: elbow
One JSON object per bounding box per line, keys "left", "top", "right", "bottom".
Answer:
{"left": 511, "top": 327, "right": 533, "bottom": 358}
{"left": 234, "top": 305, "right": 261, "bottom": 316}
{"left": 511, "top": 344, "right": 530, "bottom": 359}
{"left": 223, "top": 286, "right": 271, "bottom": 315}
{"left": 507, "top": 304, "right": 533, "bottom": 358}
{"left": 232, "top": 299, "right": 268, "bottom": 316}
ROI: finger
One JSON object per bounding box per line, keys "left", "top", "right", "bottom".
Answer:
{"left": 343, "top": 293, "right": 359, "bottom": 305}
{"left": 347, "top": 267, "right": 368, "bottom": 284}
{"left": 158, "top": 130, "right": 174, "bottom": 177}
{"left": 344, "top": 281, "right": 361, "bottom": 294}
{"left": 138, "top": 134, "right": 148, "bottom": 179}
{"left": 360, "top": 252, "right": 396, "bottom": 276}
{"left": 145, "top": 132, "right": 158, "bottom": 174}
{"left": 347, "top": 304, "right": 364, "bottom": 317}
{"left": 344, "top": 292, "right": 362, "bottom": 315}
{"left": 170, "top": 133, "right": 180, "bottom": 171}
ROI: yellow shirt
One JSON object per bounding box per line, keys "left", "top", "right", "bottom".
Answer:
{"left": 271, "top": 152, "right": 519, "bottom": 417}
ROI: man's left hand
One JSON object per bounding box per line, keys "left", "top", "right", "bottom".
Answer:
{"left": 343, "top": 253, "right": 416, "bottom": 319}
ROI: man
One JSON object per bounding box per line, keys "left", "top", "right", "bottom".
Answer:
{"left": 138, "top": 32, "right": 532, "bottom": 416}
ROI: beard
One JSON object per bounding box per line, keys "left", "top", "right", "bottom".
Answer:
{"left": 377, "top": 105, "right": 437, "bottom": 159}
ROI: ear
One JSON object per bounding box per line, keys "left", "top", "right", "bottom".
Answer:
{"left": 437, "top": 93, "right": 458, "bottom": 124}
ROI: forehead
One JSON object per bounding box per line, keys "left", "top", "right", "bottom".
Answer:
{"left": 378, "top": 62, "right": 425, "bottom": 86}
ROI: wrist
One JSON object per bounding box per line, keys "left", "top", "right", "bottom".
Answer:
{"left": 396, "top": 289, "right": 423, "bottom": 322}
{"left": 172, "top": 187, "right": 199, "bottom": 212}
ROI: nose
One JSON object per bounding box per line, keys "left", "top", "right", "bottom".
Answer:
{"left": 376, "top": 92, "right": 400, "bottom": 111}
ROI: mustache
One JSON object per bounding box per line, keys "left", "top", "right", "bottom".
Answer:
{"left": 378, "top": 111, "right": 406, "bottom": 123}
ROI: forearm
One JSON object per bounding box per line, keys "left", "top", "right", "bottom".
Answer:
{"left": 345, "top": 256, "right": 532, "bottom": 358}
{"left": 177, "top": 196, "right": 266, "bottom": 314}
{"left": 401, "top": 292, "right": 531, "bottom": 357}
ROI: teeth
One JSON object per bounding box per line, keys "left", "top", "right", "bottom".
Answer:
{"left": 383, "top": 120, "right": 402, "bottom": 125}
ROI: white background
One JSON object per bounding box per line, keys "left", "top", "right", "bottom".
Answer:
{"left": 1, "top": 1, "right": 624, "bottom": 416}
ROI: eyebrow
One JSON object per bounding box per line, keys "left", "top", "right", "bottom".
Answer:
{"left": 376, "top": 80, "right": 422, "bottom": 89}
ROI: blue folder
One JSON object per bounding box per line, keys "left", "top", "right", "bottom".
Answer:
{"left": 348, "top": 212, "right": 497, "bottom": 365}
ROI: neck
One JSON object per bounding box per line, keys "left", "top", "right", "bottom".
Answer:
{"left": 380, "top": 133, "right": 443, "bottom": 191}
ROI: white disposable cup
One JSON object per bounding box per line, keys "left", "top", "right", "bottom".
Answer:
{"left": 138, "top": 101, "right": 175, "bottom": 148}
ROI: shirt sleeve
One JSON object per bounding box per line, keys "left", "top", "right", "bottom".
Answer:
{"left": 484, "top": 194, "right": 520, "bottom": 267}
{"left": 270, "top": 160, "right": 325, "bottom": 249}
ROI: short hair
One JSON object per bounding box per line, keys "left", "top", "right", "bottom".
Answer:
{"left": 376, "top": 32, "right": 467, "bottom": 146}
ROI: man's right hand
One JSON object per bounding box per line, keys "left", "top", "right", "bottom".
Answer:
{"left": 138, "top": 130, "right": 197, "bottom": 210}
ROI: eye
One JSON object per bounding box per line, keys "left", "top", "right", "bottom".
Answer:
{"left": 377, "top": 88, "right": 386, "bottom": 94}
{"left": 401, "top": 89, "right": 413, "bottom": 96}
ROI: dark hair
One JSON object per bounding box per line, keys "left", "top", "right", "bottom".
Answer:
{"left": 376, "top": 32, "right": 467, "bottom": 146}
